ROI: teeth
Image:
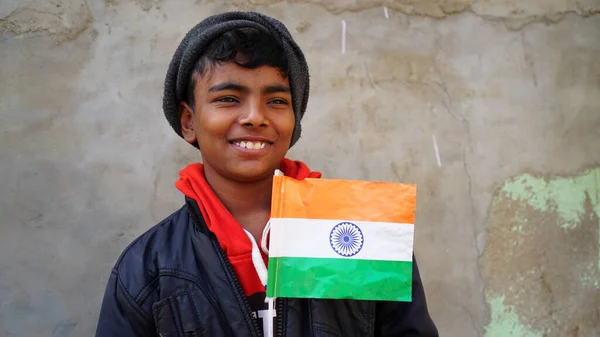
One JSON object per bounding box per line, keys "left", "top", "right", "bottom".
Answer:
{"left": 235, "top": 141, "right": 267, "bottom": 149}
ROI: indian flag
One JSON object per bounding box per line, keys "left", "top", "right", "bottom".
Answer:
{"left": 267, "top": 175, "right": 416, "bottom": 302}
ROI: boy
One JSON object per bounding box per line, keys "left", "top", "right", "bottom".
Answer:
{"left": 95, "top": 11, "right": 438, "bottom": 336}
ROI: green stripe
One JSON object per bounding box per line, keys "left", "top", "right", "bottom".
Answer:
{"left": 267, "top": 257, "right": 412, "bottom": 302}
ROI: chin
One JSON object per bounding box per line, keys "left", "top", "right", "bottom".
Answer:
{"left": 230, "top": 171, "right": 273, "bottom": 183}
{"left": 226, "top": 165, "right": 276, "bottom": 183}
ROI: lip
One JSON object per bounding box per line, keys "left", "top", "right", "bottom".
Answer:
{"left": 228, "top": 137, "right": 274, "bottom": 154}
{"left": 228, "top": 136, "right": 275, "bottom": 144}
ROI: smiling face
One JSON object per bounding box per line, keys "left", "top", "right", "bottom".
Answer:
{"left": 179, "top": 62, "right": 295, "bottom": 183}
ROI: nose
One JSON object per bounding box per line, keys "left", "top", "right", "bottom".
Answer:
{"left": 239, "top": 99, "right": 269, "bottom": 128}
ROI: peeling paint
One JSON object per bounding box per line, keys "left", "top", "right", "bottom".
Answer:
{"left": 500, "top": 168, "right": 600, "bottom": 270}
{"left": 483, "top": 168, "right": 600, "bottom": 336}
{"left": 501, "top": 168, "right": 600, "bottom": 231}
{"left": 485, "top": 296, "right": 542, "bottom": 337}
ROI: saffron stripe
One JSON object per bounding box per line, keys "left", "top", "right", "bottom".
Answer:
{"left": 271, "top": 176, "right": 416, "bottom": 223}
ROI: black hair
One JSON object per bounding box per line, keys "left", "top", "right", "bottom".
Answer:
{"left": 185, "top": 27, "right": 289, "bottom": 108}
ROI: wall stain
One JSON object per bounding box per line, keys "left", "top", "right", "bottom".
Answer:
{"left": 483, "top": 168, "right": 600, "bottom": 336}
{"left": 106, "top": 0, "right": 161, "bottom": 11}
{"left": 231, "top": 0, "right": 600, "bottom": 29}
{"left": 0, "top": 0, "right": 92, "bottom": 43}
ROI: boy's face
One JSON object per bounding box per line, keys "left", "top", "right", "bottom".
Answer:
{"left": 179, "top": 62, "right": 295, "bottom": 182}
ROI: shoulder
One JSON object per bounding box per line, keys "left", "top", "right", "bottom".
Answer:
{"left": 111, "top": 205, "right": 194, "bottom": 299}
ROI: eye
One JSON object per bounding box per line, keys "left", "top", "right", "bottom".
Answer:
{"left": 269, "top": 98, "right": 289, "bottom": 105}
{"left": 215, "top": 97, "right": 239, "bottom": 103}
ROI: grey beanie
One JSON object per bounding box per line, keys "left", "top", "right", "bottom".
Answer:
{"left": 162, "top": 11, "right": 310, "bottom": 148}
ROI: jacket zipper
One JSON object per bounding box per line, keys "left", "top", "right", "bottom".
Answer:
{"left": 277, "top": 297, "right": 285, "bottom": 337}
{"left": 187, "top": 203, "right": 267, "bottom": 337}
{"left": 188, "top": 202, "right": 276, "bottom": 337}
{"left": 211, "top": 238, "right": 263, "bottom": 337}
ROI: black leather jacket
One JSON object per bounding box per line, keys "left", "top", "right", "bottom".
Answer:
{"left": 95, "top": 197, "right": 439, "bottom": 337}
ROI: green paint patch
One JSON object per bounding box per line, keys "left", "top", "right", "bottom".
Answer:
{"left": 501, "top": 168, "right": 600, "bottom": 269}
{"left": 485, "top": 296, "right": 542, "bottom": 337}
{"left": 501, "top": 168, "right": 599, "bottom": 230}
{"left": 484, "top": 168, "right": 600, "bottom": 336}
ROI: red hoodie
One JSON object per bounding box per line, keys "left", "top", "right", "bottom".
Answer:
{"left": 175, "top": 158, "right": 321, "bottom": 297}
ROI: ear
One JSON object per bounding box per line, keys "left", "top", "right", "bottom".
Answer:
{"left": 179, "top": 102, "right": 197, "bottom": 144}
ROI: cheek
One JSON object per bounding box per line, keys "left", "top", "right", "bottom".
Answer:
{"left": 197, "top": 111, "right": 232, "bottom": 137}
{"left": 275, "top": 111, "right": 296, "bottom": 137}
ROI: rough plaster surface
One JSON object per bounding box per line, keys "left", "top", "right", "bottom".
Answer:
{"left": 1, "top": 0, "right": 599, "bottom": 336}
{"left": 482, "top": 169, "right": 600, "bottom": 336}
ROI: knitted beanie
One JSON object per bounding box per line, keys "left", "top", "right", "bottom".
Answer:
{"left": 162, "top": 11, "right": 310, "bottom": 148}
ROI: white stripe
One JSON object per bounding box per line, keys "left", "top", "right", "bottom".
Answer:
{"left": 384, "top": 6, "right": 389, "bottom": 19}
{"left": 269, "top": 218, "right": 413, "bottom": 261}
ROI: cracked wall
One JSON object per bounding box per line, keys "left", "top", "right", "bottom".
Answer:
{"left": 1, "top": 0, "right": 599, "bottom": 336}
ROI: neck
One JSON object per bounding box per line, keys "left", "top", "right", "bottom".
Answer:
{"left": 203, "top": 165, "right": 273, "bottom": 240}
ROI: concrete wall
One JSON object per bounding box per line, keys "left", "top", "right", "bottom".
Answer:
{"left": 1, "top": 0, "right": 598, "bottom": 336}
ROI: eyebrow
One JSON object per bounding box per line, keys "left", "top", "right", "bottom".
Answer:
{"left": 262, "top": 85, "right": 290, "bottom": 95}
{"left": 207, "top": 82, "right": 290, "bottom": 95}
{"left": 208, "top": 82, "right": 249, "bottom": 93}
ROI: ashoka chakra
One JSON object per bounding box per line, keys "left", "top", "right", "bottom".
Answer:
{"left": 329, "top": 222, "right": 364, "bottom": 257}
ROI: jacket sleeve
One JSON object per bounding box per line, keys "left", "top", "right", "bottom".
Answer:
{"left": 95, "top": 269, "right": 155, "bottom": 337}
{"left": 375, "top": 255, "right": 439, "bottom": 337}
